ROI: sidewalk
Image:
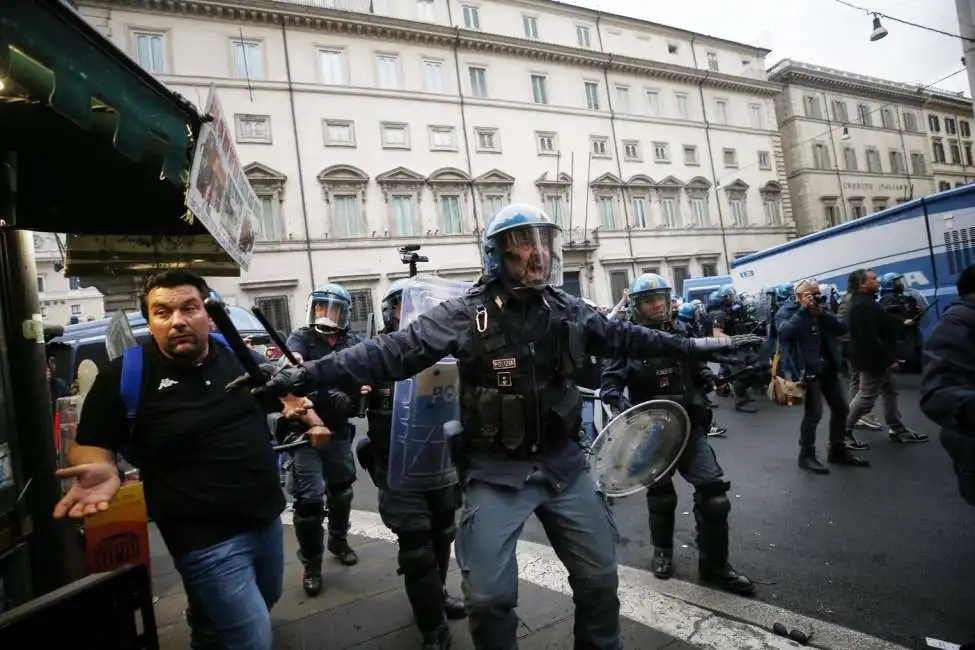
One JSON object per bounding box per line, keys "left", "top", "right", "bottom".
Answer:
{"left": 150, "top": 523, "right": 697, "bottom": 650}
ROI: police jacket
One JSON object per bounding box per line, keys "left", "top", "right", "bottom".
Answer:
{"left": 285, "top": 327, "right": 360, "bottom": 435}
{"left": 363, "top": 327, "right": 396, "bottom": 458}
{"left": 600, "top": 321, "right": 714, "bottom": 410}
{"left": 920, "top": 296, "right": 975, "bottom": 507}
{"left": 296, "top": 280, "right": 710, "bottom": 490}
{"left": 775, "top": 298, "right": 846, "bottom": 376}
{"left": 709, "top": 307, "right": 739, "bottom": 335}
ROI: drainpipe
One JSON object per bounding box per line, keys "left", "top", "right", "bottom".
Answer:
{"left": 282, "top": 23, "right": 316, "bottom": 291}
{"left": 894, "top": 111, "right": 914, "bottom": 201}
{"left": 690, "top": 34, "right": 732, "bottom": 273}
{"left": 595, "top": 14, "right": 637, "bottom": 277}
{"left": 444, "top": 4, "right": 482, "bottom": 260}
{"left": 820, "top": 91, "right": 849, "bottom": 222}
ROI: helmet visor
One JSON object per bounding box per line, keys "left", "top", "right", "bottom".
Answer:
{"left": 309, "top": 296, "right": 350, "bottom": 331}
{"left": 381, "top": 291, "right": 403, "bottom": 330}
{"left": 497, "top": 225, "right": 563, "bottom": 289}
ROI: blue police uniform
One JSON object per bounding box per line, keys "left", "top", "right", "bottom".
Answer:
{"left": 263, "top": 205, "right": 762, "bottom": 649}
{"left": 284, "top": 283, "right": 361, "bottom": 597}
{"left": 600, "top": 274, "right": 755, "bottom": 596}
{"left": 356, "top": 279, "right": 467, "bottom": 650}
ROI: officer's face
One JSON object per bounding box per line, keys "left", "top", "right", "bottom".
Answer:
{"left": 146, "top": 284, "right": 211, "bottom": 362}
{"left": 314, "top": 303, "right": 343, "bottom": 326}
{"left": 502, "top": 229, "right": 551, "bottom": 285}
{"left": 638, "top": 294, "right": 669, "bottom": 321}
{"left": 394, "top": 302, "right": 402, "bottom": 320}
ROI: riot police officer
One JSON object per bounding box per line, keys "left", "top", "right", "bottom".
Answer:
{"left": 710, "top": 286, "right": 755, "bottom": 412}
{"left": 283, "top": 283, "right": 361, "bottom": 597}
{"left": 879, "top": 272, "right": 924, "bottom": 370}
{"left": 261, "top": 204, "right": 763, "bottom": 650}
{"left": 677, "top": 302, "right": 703, "bottom": 337}
{"left": 356, "top": 279, "right": 467, "bottom": 650}
{"left": 600, "top": 274, "right": 754, "bottom": 595}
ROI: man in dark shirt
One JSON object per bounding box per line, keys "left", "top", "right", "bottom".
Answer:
{"left": 53, "top": 270, "right": 287, "bottom": 650}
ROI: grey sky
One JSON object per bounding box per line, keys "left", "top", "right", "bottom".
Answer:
{"left": 568, "top": 0, "right": 968, "bottom": 96}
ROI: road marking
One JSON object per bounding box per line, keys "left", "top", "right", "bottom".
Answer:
{"left": 282, "top": 509, "right": 909, "bottom": 650}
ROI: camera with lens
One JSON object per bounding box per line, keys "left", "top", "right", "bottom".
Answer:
{"left": 400, "top": 244, "right": 429, "bottom": 277}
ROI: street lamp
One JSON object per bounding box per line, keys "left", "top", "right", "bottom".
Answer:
{"left": 870, "top": 14, "right": 889, "bottom": 41}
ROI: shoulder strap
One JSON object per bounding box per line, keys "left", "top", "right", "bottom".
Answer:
{"left": 210, "top": 333, "right": 233, "bottom": 351}
{"left": 120, "top": 345, "right": 145, "bottom": 422}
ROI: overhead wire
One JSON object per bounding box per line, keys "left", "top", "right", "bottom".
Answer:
{"left": 829, "top": 0, "right": 973, "bottom": 42}
{"left": 713, "top": 66, "right": 967, "bottom": 187}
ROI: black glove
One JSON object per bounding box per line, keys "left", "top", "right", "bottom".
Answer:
{"left": 701, "top": 373, "right": 718, "bottom": 393}
{"left": 606, "top": 396, "right": 631, "bottom": 417}
{"left": 689, "top": 334, "right": 763, "bottom": 356}
{"left": 260, "top": 363, "right": 315, "bottom": 397}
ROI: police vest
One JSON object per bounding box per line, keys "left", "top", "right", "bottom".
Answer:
{"left": 457, "top": 285, "right": 585, "bottom": 457}
{"left": 627, "top": 323, "right": 695, "bottom": 406}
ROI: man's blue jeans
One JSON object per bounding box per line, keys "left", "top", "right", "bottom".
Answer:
{"left": 174, "top": 518, "right": 284, "bottom": 650}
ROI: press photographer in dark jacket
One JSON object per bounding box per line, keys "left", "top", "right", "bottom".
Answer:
{"left": 920, "top": 264, "right": 975, "bottom": 507}
{"left": 776, "top": 280, "right": 869, "bottom": 473}
{"left": 845, "top": 269, "right": 927, "bottom": 443}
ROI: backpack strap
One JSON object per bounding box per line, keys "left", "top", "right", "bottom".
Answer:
{"left": 120, "top": 345, "right": 145, "bottom": 423}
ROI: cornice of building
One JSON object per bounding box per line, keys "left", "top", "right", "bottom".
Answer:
{"left": 82, "top": 0, "right": 782, "bottom": 96}
{"left": 505, "top": 0, "right": 772, "bottom": 55}
{"left": 768, "top": 58, "right": 972, "bottom": 110}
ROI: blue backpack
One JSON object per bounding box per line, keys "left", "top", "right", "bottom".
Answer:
{"left": 119, "top": 333, "right": 233, "bottom": 427}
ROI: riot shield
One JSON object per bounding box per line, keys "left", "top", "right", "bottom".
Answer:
{"left": 388, "top": 274, "right": 472, "bottom": 492}
{"left": 590, "top": 399, "right": 690, "bottom": 498}
{"left": 105, "top": 311, "right": 138, "bottom": 362}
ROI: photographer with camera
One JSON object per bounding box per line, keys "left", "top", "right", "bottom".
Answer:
{"left": 776, "top": 279, "right": 870, "bottom": 474}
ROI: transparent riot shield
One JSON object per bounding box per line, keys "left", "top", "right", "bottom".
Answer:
{"left": 388, "top": 274, "right": 473, "bottom": 492}
{"left": 590, "top": 399, "right": 691, "bottom": 498}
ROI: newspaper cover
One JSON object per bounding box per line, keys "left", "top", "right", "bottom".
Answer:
{"left": 186, "top": 84, "right": 259, "bottom": 271}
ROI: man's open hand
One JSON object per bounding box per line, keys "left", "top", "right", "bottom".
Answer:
{"left": 52, "top": 462, "right": 121, "bottom": 519}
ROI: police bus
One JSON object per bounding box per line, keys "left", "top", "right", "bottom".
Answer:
{"left": 729, "top": 183, "right": 975, "bottom": 342}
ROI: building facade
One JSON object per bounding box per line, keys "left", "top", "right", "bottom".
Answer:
{"left": 76, "top": 0, "right": 795, "bottom": 334}
{"left": 769, "top": 59, "right": 973, "bottom": 236}
{"left": 33, "top": 233, "right": 105, "bottom": 326}
{"left": 925, "top": 91, "right": 975, "bottom": 191}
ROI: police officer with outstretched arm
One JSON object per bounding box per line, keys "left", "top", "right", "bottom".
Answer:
{"left": 601, "top": 274, "right": 755, "bottom": 595}
{"left": 356, "top": 279, "right": 467, "bottom": 650}
{"left": 282, "top": 284, "right": 362, "bottom": 597}
{"left": 261, "top": 204, "right": 762, "bottom": 650}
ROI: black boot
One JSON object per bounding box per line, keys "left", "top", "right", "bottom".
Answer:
{"left": 828, "top": 444, "right": 870, "bottom": 467}
{"left": 421, "top": 624, "right": 452, "bottom": 650}
{"left": 798, "top": 448, "right": 829, "bottom": 474}
{"left": 651, "top": 548, "right": 673, "bottom": 579}
{"left": 694, "top": 491, "right": 756, "bottom": 597}
{"left": 433, "top": 525, "right": 467, "bottom": 620}
{"left": 293, "top": 510, "right": 325, "bottom": 597}
{"left": 326, "top": 486, "right": 359, "bottom": 566}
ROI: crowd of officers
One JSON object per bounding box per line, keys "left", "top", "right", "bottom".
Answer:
{"left": 51, "top": 197, "right": 930, "bottom": 650}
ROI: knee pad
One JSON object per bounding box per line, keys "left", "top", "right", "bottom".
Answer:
{"left": 328, "top": 483, "right": 354, "bottom": 505}
{"left": 397, "top": 531, "right": 437, "bottom": 576}
{"left": 646, "top": 483, "right": 678, "bottom": 513}
{"left": 693, "top": 492, "right": 731, "bottom": 520}
{"left": 294, "top": 499, "right": 326, "bottom": 520}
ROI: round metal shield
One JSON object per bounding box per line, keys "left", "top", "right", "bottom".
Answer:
{"left": 590, "top": 399, "right": 691, "bottom": 498}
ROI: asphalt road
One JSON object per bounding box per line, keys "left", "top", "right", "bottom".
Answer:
{"left": 340, "top": 373, "right": 974, "bottom": 649}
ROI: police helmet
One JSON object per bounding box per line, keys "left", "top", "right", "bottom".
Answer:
{"left": 482, "top": 204, "right": 563, "bottom": 290}
{"left": 677, "top": 303, "right": 697, "bottom": 323}
{"left": 718, "top": 284, "right": 736, "bottom": 301}
{"left": 306, "top": 282, "right": 352, "bottom": 332}
{"left": 381, "top": 278, "right": 410, "bottom": 331}
{"left": 880, "top": 272, "right": 905, "bottom": 293}
{"left": 628, "top": 273, "right": 672, "bottom": 325}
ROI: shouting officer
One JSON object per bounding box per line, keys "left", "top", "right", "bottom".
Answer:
{"left": 283, "top": 284, "right": 361, "bottom": 596}
{"left": 357, "top": 279, "right": 467, "bottom": 650}
{"left": 600, "top": 274, "right": 754, "bottom": 595}
{"left": 261, "top": 204, "right": 762, "bottom": 650}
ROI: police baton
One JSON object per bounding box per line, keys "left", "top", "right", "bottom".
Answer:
{"left": 205, "top": 298, "right": 268, "bottom": 391}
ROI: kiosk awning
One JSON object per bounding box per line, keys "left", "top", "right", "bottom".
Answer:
{"left": 0, "top": 0, "right": 240, "bottom": 275}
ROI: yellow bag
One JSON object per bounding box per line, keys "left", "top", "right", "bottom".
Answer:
{"left": 767, "top": 349, "right": 806, "bottom": 406}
